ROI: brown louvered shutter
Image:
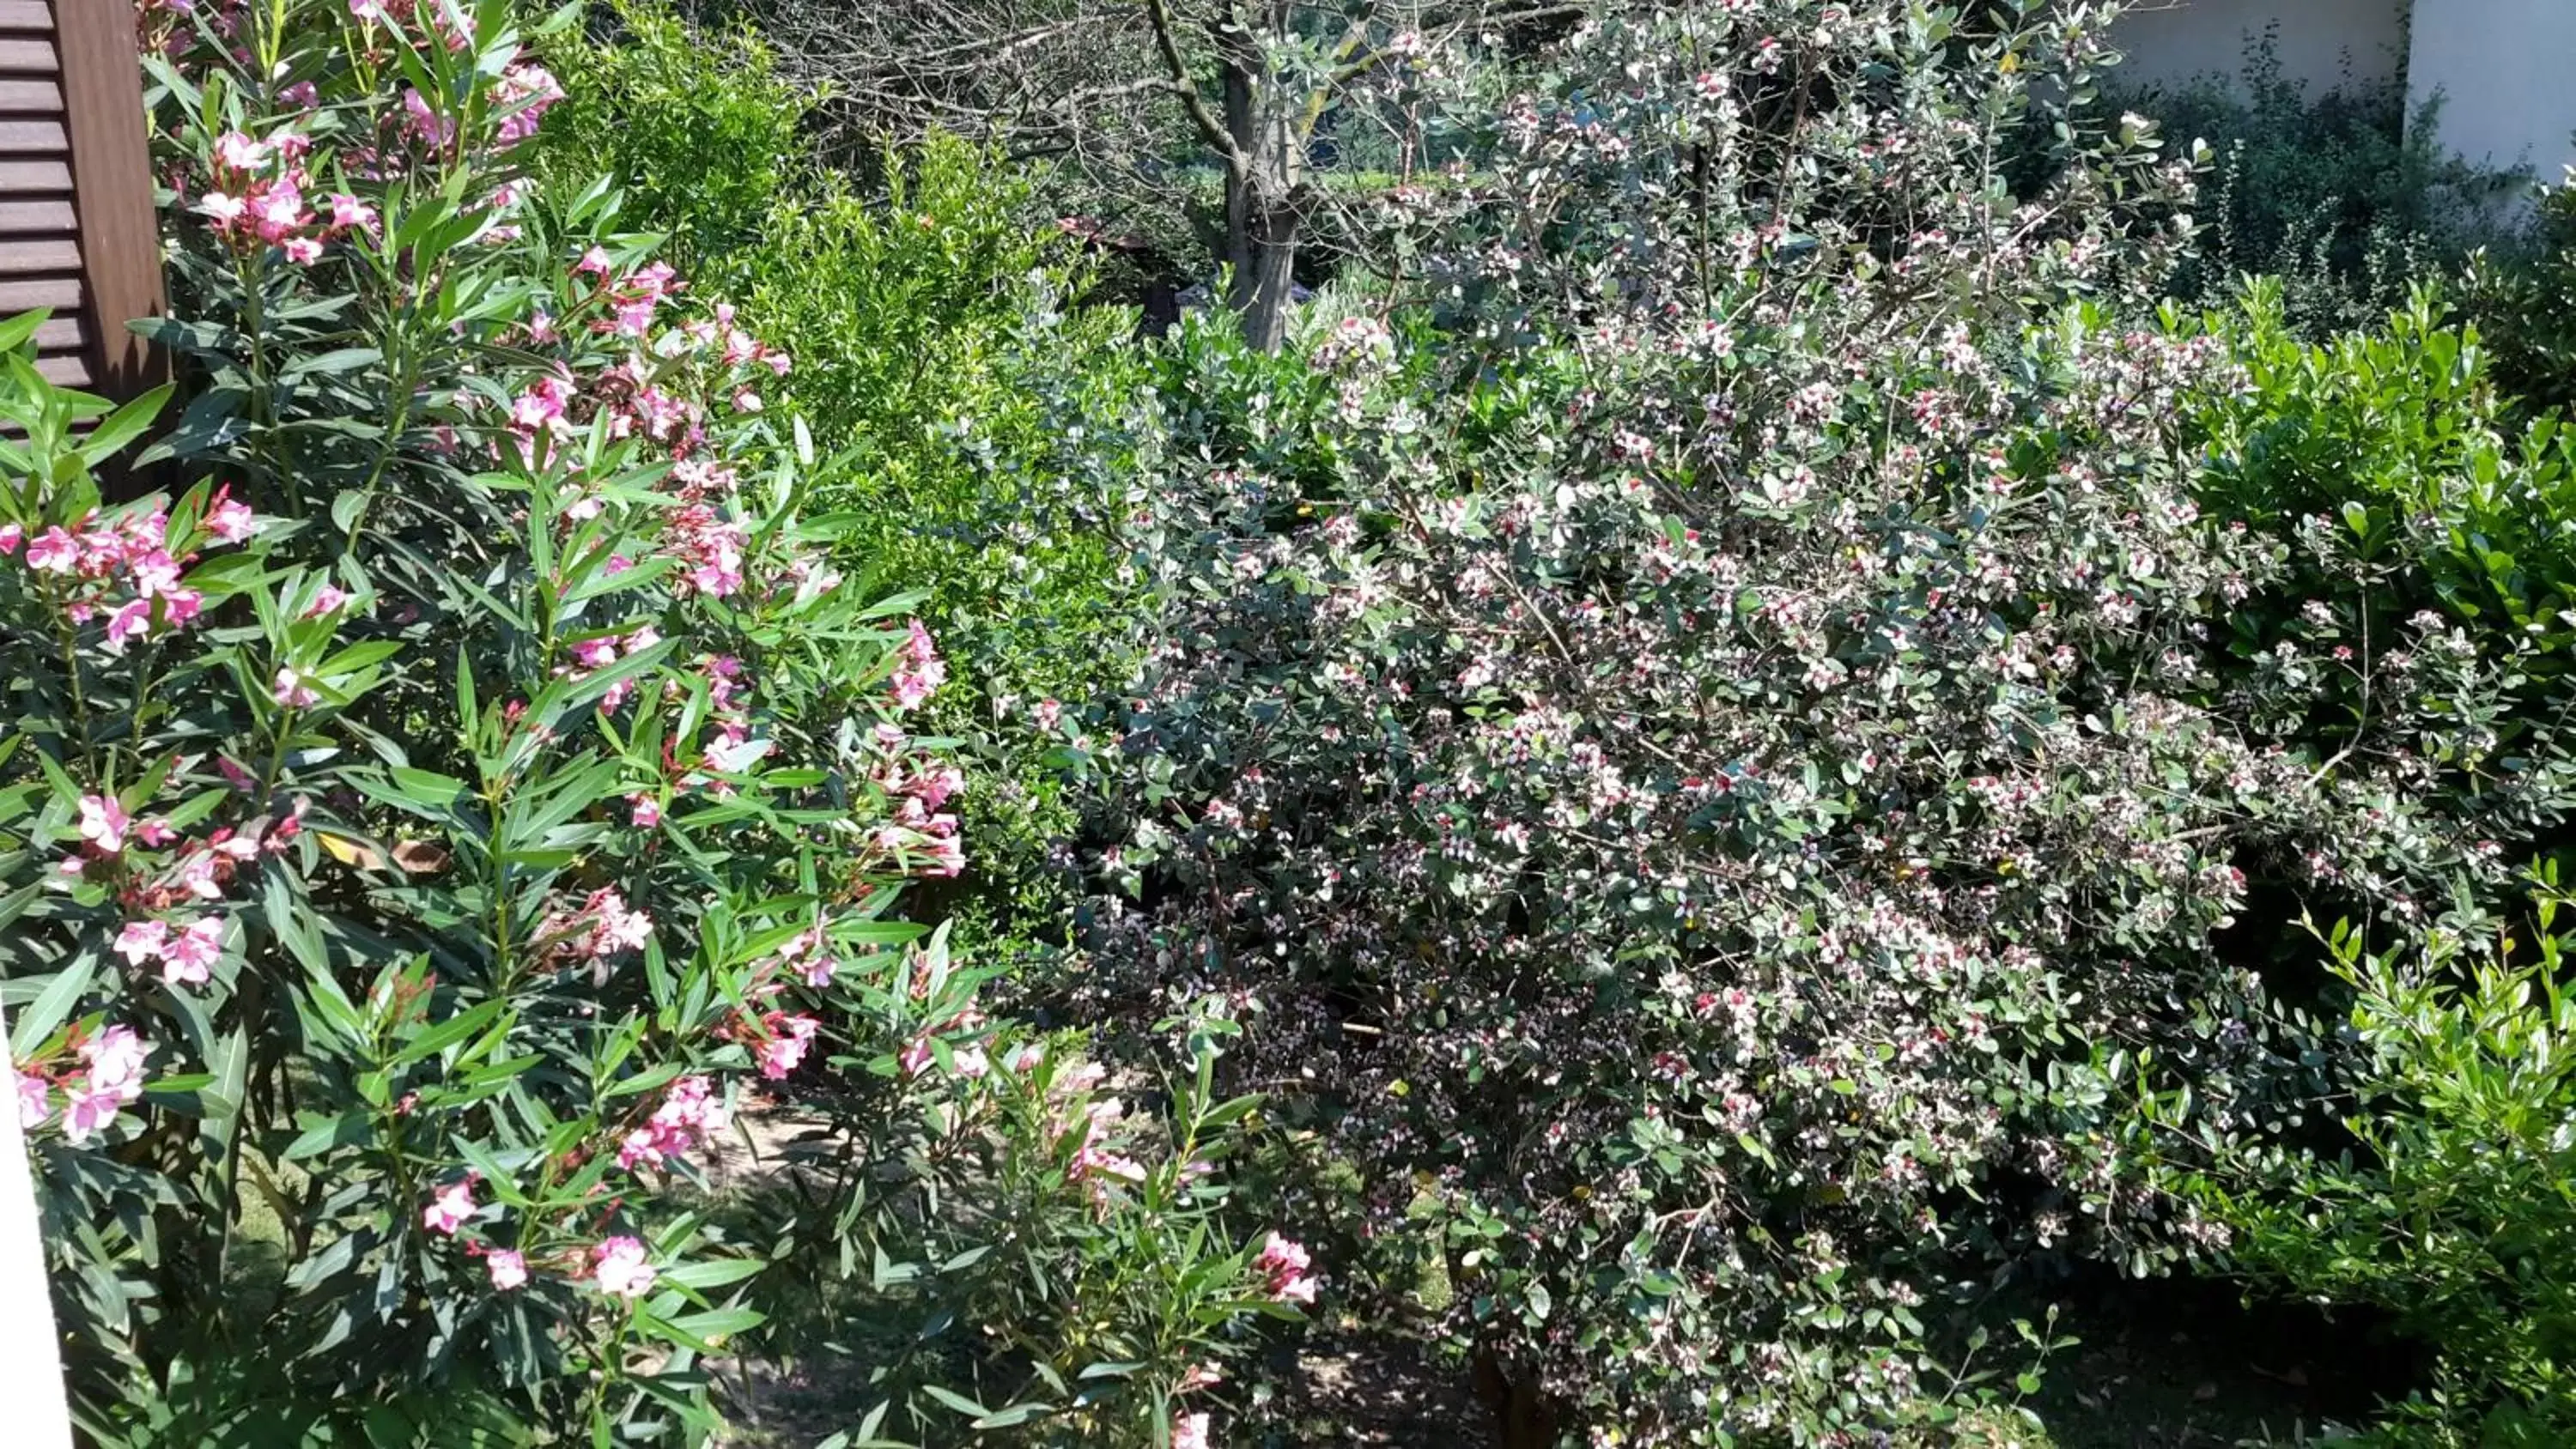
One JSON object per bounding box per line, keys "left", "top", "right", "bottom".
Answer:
{"left": 0, "top": 0, "right": 161, "bottom": 397}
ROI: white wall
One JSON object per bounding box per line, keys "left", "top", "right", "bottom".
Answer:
{"left": 2110, "top": 0, "right": 2410, "bottom": 94}
{"left": 1, "top": 1043, "right": 74, "bottom": 1449}
{"left": 2408, "top": 0, "right": 2576, "bottom": 179}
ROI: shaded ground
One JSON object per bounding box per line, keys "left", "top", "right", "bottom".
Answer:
{"left": 1987, "top": 1270, "right": 2410, "bottom": 1448}
{"left": 1244, "top": 1328, "right": 1487, "bottom": 1447}
{"left": 1232, "top": 1274, "right": 2403, "bottom": 1449}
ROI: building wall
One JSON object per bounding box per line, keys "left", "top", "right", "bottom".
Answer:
{"left": 2408, "top": 0, "right": 2576, "bottom": 178}
{"left": 2108, "top": 0, "right": 2411, "bottom": 94}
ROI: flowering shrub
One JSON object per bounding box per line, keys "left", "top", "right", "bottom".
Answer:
{"left": 0, "top": 0, "right": 1279, "bottom": 1443}
{"left": 1055, "top": 2, "right": 2576, "bottom": 1441}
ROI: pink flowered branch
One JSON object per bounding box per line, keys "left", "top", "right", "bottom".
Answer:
{"left": 3, "top": 0, "right": 967, "bottom": 1255}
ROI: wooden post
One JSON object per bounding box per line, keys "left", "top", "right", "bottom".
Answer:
{"left": 54, "top": 0, "right": 162, "bottom": 398}
{"left": 0, "top": 0, "right": 162, "bottom": 397}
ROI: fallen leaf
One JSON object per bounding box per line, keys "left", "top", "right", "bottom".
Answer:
{"left": 316, "top": 831, "right": 386, "bottom": 871}
{"left": 392, "top": 840, "right": 452, "bottom": 876}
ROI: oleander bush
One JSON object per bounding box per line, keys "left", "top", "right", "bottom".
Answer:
{"left": 533, "top": 0, "right": 1152, "bottom": 959}
{"left": 1, "top": 0, "right": 1285, "bottom": 1444}
{"left": 1049, "top": 3, "right": 2576, "bottom": 1442}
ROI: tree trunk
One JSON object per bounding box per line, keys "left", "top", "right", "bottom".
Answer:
{"left": 1472, "top": 1348, "right": 1563, "bottom": 1449}
{"left": 1231, "top": 193, "right": 1298, "bottom": 351}
{"left": 1214, "top": 6, "right": 1301, "bottom": 352}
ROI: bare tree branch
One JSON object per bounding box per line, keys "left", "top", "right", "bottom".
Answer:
{"left": 1146, "top": 0, "right": 1248, "bottom": 169}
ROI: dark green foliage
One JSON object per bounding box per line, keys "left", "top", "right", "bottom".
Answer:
{"left": 2106, "top": 29, "right": 2522, "bottom": 336}
{"left": 2464, "top": 181, "right": 2576, "bottom": 418}
{"left": 2127, "top": 284, "right": 2576, "bottom": 1445}
{"left": 2191, "top": 281, "right": 2576, "bottom": 646}
{"left": 532, "top": 1, "right": 806, "bottom": 265}
{"left": 2149, "top": 879, "right": 2576, "bottom": 1446}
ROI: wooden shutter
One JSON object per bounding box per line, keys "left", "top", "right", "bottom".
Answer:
{"left": 0, "top": 0, "right": 160, "bottom": 397}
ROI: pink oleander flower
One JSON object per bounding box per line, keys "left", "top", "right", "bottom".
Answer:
{"left": 246, "top": 181, "right": 309, "bottom": 246}
{"left": 113, "top": 919, "right": 169, "bottom": 967}
{"left": 303, "top": 585, "right": 349, "bottom": 618}
{"left": 212, "top": 130, "right": 271, "bottom": 173}
{"left": 161, "top": 918, "right": 223, "bottom": 987}
{"left": 0, "top": 522, "right": 18, "bottom": 553}
{"left": 1076, "top": 1146, "right": 1146, "bottom": 1184}
{"left": 278, "top": 80, "right": 319, "bottom": 106}
{"left": 908, "top": 763, "right": 965, "bottom": 812}
{"left": 282, "top": 235, "right": 324, "bottom": 265}
{"left": 75, "top": 1024, "right": 148, "bottom": 1106}
{"left": 206, "top": 496, "right": 256, "bottom": 543}
{"left": 1254, "top": 1232, "right": 1317, "bottom": 1305}
{"left": 1174, "top": 1412, "right": 1211, "bottom": 1449}
{"left": 884, "top": 622, "right": 950, "bottom": 710}
{"left": 422, "top": 1177, "right": 477, "bottom": 1235}
{"left": 580, "top": 888, "right": 653, "bottom": 957}
{"left": 666, "top": 507, "right": 747, "bottom": 597}
{"left": 273, "top": 667, "right": 320, "bottom": 709}
{"left": 1177, "top": 1362, "right": 1223, "bottom": 1393}
{"left": 400, "top": 88, "right": 455, "bottom": 149}
{"left": 25, "top": 525, "right": 77, "bottom": 571}
{"left": 628, "top": 794, "right": 661, "bottom": 829}
{"left": 592, "top": 1236, "right": 656, "bottom": 1298}
{"left": 175, "top": 851, "right": 224, "bottom": 902}
{"left": 756, "top": 1013, "right": 819, "bottom": 1080}
{"left": 194, "top": 191, "right": 248, "bottom": 231}
{"left": 61, "top": 1084, "right": 122, "bottom": 1144}
{"left": 920, "top": 828, "right": 966, "bottom": 879}
{"left": 159, "top": 587, "right": 204, "bottom": 628}
{"left": 491, "top": 64, "right": 563, "bottom": 146}
{"left": 15, "top": 1067, "right": 46, "bottom": 1129}
{"left": 103, "top": 597, "right": 153, "bottom": 653}
{"left": 485, "top": 1248, "right": 528, "bottom": 1291}
{"left": 78, "top": 793, "right": 129, "bottom": 854}
{"left": 897, "top": 1036, "right": 934, "bottom": 1080}
{"left": 616, "top": 1074, "right": 729, "bottom": 1173}
{"left": 772, "top": 924, "right": 835, "bottom": 988}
